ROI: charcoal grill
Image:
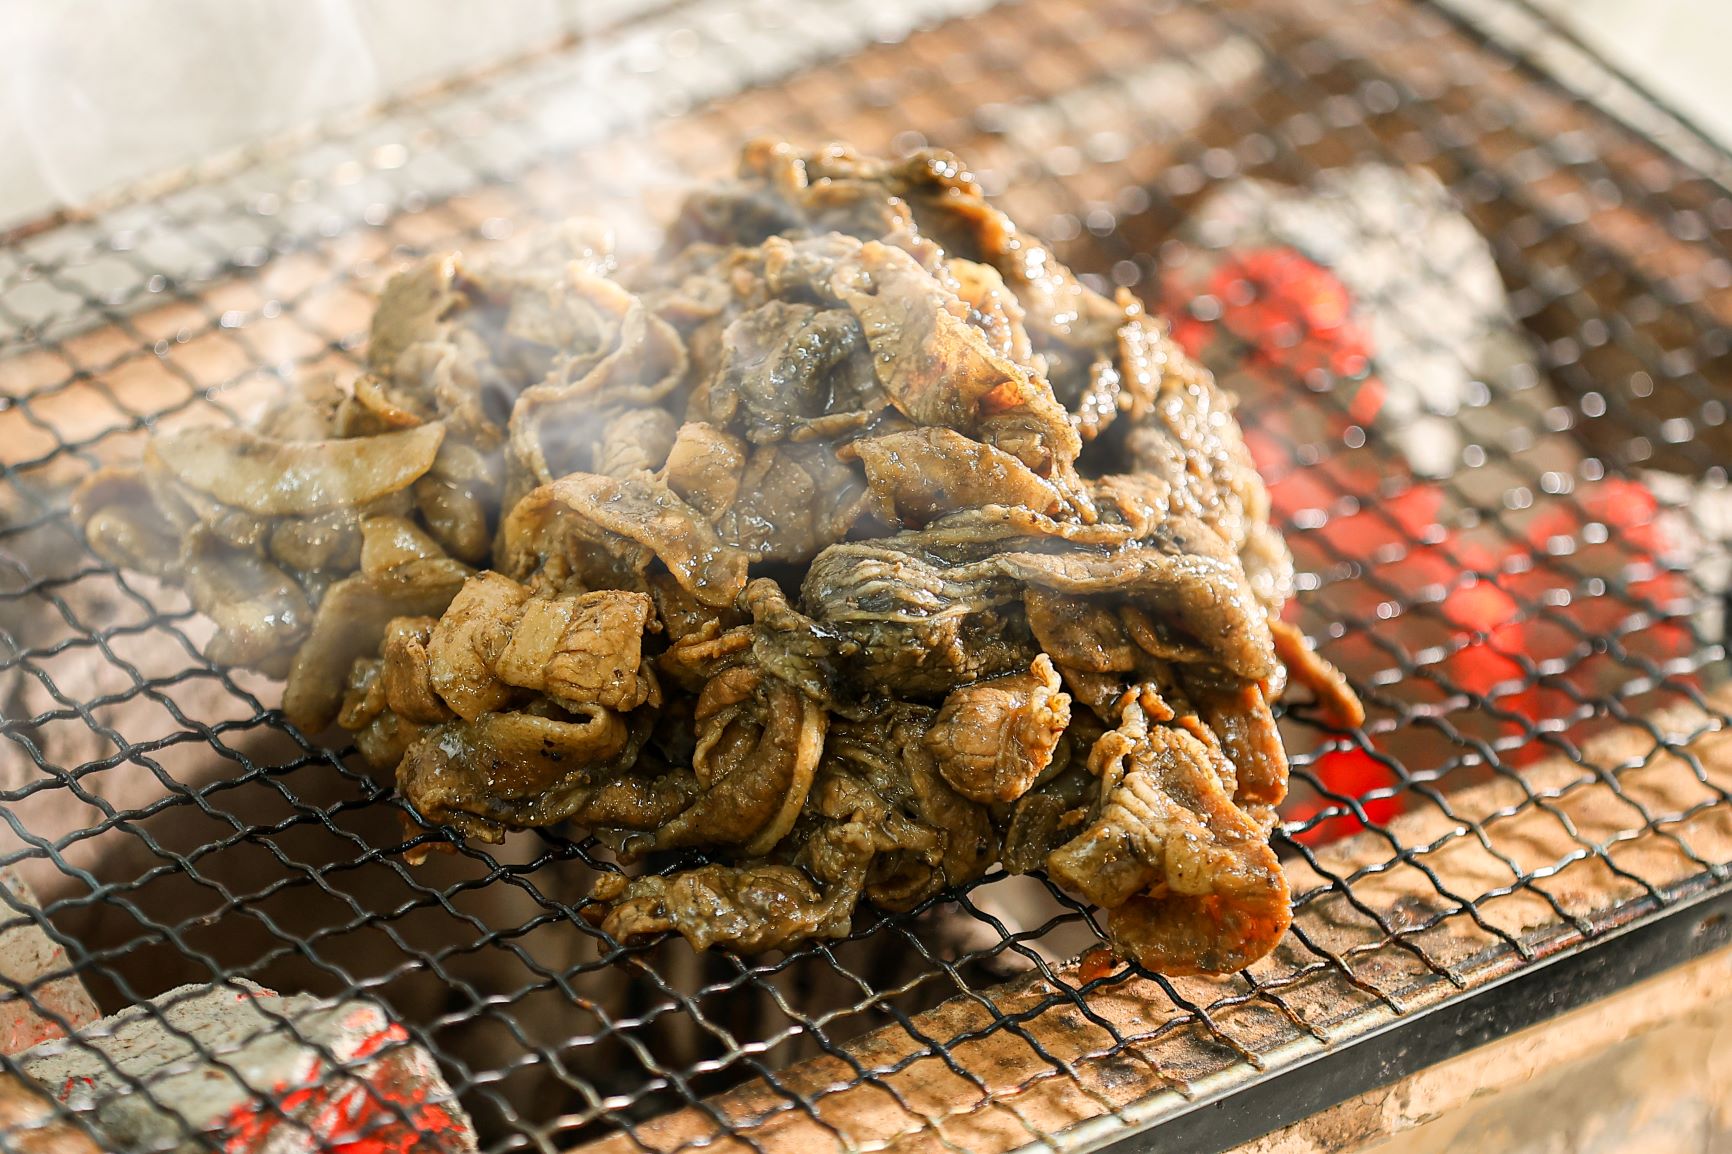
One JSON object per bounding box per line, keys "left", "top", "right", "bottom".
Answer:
{"left": 4, "top": 0, "right": 1732, "bottom": 1150}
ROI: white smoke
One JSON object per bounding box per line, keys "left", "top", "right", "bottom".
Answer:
{"left": 3, "top": 0, "right": 378, "bottom": 211}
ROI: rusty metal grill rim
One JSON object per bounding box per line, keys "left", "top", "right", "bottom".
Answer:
{"left": 1058, "top": 881, "right": 1732, "bottom": 1154}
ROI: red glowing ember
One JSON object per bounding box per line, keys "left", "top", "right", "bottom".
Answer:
{"left": 1166, "top": 246, "right": 1380, "bottom": 423}
{"left": 1165, "top": 242, "right": 1695, "bottom": 845}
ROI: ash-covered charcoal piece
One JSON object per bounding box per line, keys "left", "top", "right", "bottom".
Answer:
{"left": 0, "top": 1074, "right": 102, "bottom": 1154}
{"left": 16, "top": 980, "right": 476, "bottom": 1154}
{"left": 0, "top": 866, "right": 98, "bottom": 1056}
{"left": 74, "top": 140, "right": 1362, "bottom": 977}
{"left": 1163, "top": 165, "right": 1542, "bottom": 482}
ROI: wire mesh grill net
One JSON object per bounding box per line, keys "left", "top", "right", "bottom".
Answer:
{"left": 2, "top": 0, "right": 1731, "bottom": 1150}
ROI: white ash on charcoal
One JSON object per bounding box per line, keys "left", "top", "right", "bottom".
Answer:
{"left": 0, "top": 1074, "right": 102, "bottom": 1154}
{"left": 1647, "top": 471, "right": 1732, "bottom": 645}
{"left": 1172, "top": 164, "right": 1542, "bottom": 478}
{"left": 0, "top": 866, "right": 97, "bottom": 1055}
{"left": 16, "top": 979, "right": 475, "bottom": 1154}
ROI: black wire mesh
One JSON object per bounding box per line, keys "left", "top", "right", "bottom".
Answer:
{"left": 3, "top": 0, "right": 1731, "bottom": 1150}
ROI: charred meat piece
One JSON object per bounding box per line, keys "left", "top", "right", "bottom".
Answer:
{"left": 183, "top": 531, "right": 314, "bottom": 678}
{"left": 847, "top": 427, "right": 1063, "bottom": 526}
{"left": 1024, "top": 588, "right": 1138, "bottom": 674}
{"left": 821, "top": 703, "right": 997, "bottom": 911}
{"left": 661, "top": 422, "right": 748, "bottom": 518}
{"left": 590, "top": 825, "right": 870, "bottom": 953}
{"left": 147, "top": 423, "right": 445, "bottom": 518}
{"left": 713, "top": 439, "right": 875, "bottom": 564}
{"left": 629, "top": 660, "right": 827, "bottom": 856}
{"left": 802, "top": 518, "right": 1275, "bottom": 697}
{"left": 380, "top": 616, "right": 452, "bottom": 725}
{"left": 829, "top": 240, "right": 1085, "bottom": 501}
{"left": 418, "top": 571, "right": 664, "bottom": 720}
{"left": 425, "top": 571, "right": 528, "bottom": 720}
{"left": 282, "top": 517, "right": 472, "bottom": 731}
{"left": 327, "top": 570, "right": 680, "bottom": 842}
{"left": 799, "top": 537, "right": 1037, "bottom": 697}
{"left": 1271, "top": 618, "right": 1366, "bottom": 728}
{"left": 1001, "top": 761, "right": 1095, "bottom": 876}
{"left": 1046, "top": 689, "right": 1291, "bottom": 975}
{"left": 74, "top": 140, "right": 1359, "bottom": 976}
{"left": 507, "top": 271, "right": 687, "bottom": 494}
{"left": 704, "top": 301, "right": 883, "bottom": 442}
{"left": 396, "top": 707, "right": 678, "bottom": 844}
{"left": 924, "top": 655, "right": 1072, "bottom": 804}
{"left": 1181, "top": 667, "right": 1290, "bottom": 808}
{"left": 498, "top": 472, "right": 749, "bottom": 608}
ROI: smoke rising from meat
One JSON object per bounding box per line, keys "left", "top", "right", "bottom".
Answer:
{"left": 73, "top": 141, "right": 1360, "bottom": 976}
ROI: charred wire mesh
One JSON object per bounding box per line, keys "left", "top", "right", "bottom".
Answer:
{"left": 2, "top": 0, "right": 1732, "bottom": 1150}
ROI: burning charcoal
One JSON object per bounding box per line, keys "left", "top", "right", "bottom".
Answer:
{"left": 16, "top": 980, "right": 476, "bottom": 1154}
{"left": 1169, "top": 165, "right": 1543, "bottom": 478}
{"left": 0, "top": 867, "right": 98, "bottom": 1055}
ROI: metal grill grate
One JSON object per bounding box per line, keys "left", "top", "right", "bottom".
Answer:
{"left": 3, "top": 0, "right": 1732, "bottom": 1150}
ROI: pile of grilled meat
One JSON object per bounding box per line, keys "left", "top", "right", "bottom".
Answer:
{"left": 74, "top": 143, "right": 1359, "bottom": 975}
